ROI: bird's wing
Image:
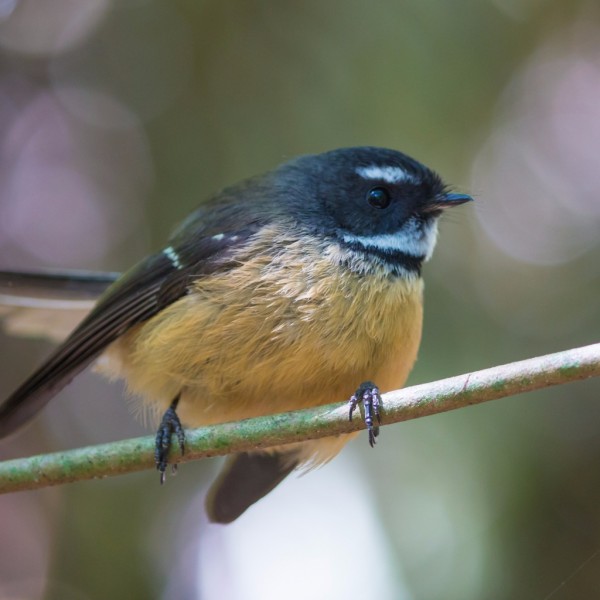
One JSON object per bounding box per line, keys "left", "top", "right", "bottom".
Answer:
{"left": 0, "top": 210, "right": 262, "bottom": 437}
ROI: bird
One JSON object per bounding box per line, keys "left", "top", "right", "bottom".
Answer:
{"left": 0, "top": 146, "right": 471, "bottom": 523}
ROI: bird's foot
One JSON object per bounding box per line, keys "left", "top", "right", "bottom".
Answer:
{"left": 155, "top": 397, "right": 185, "bottom": 484}
{"left": 349, "top": 381, "right": 382, "bottom": 447}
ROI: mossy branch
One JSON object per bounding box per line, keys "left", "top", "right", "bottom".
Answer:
{"left": 0, "top": 343, "right": 598, "bottom": 494}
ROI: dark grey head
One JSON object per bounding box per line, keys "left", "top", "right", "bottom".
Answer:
{"left": 172, "top": 146, "right": 470, "bottom": 278}
{"left": 275, "top": 146, "right": 471, "bottom": 276}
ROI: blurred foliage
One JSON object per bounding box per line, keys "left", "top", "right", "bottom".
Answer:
{"left": 0, "top": 1, "right": 598, "bottom": 599}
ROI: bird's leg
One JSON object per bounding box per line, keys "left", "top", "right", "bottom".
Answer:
{"left": 349, "top": 381, "right": 382, "bottom": 447}
{"left": 155, "top": 394, "right": 185, "bottom": 484}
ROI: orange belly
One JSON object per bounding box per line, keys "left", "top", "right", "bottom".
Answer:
{"left": 99, "top": 232, "right": 424, "bottom": 451}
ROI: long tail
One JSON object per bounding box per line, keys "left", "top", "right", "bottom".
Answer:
{"left": 0, "top": 269, "right": 118, "bottom": 342}
{"left": 0, "top": 269, "right": 118, "bottom": 304}
{"left": 0, "top": 269, "right": 120, "bottom": 436}
{"left": 205, "top": 450, "right": 300, "bottom": 523}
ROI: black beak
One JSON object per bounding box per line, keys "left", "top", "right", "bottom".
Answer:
{"left": 444, "top": 192, "right": 473, "bottom": 207}
{"left": 422, "top": 192, "right": 473, "bottom": 214}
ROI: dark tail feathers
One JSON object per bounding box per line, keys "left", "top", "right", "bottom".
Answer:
{"left": 205, "top": 450, "right": 299, "bottom": 524}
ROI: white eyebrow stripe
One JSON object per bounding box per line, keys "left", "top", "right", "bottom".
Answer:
{"left": 342, "top": 220, "right": 439, "bottom": 260}
{"left": 356, "top": 165, "right": 415, "bottom": 184}
{"left": 163, "top": 246, "right": 183, "bottom": 270}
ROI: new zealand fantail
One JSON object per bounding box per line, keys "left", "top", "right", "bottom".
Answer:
{"left": 0, "top": 146, "right": 471, "bottom": 523}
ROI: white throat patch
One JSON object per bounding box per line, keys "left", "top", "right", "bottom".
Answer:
{"left": 342, "top": 218, "right": 439, "bottom": 260}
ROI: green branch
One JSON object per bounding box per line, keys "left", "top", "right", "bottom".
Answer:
{"left": 0, "top": 343, "right": 598, "bottom": 494}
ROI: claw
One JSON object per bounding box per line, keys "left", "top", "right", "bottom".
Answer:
{"left": 155, "top": 395, "right": 185, "bottom": 484}
{"left": 348, "top": 381, "right": 382, "bottom": 447}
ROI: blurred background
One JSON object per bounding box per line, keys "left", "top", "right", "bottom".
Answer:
{"left": 0, "top": 1, "right": 599, "bottom": 598}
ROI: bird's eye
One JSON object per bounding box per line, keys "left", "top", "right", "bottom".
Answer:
{"left": 366, "top": 187, "right": 391, "bottom": 209}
